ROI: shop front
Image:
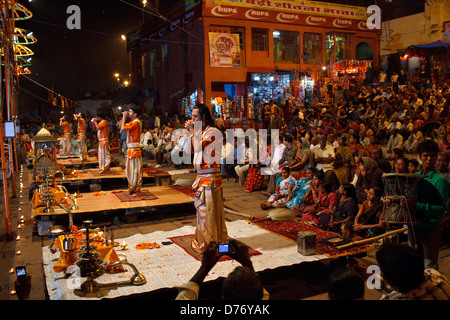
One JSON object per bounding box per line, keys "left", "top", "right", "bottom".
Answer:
{"left": 324, "top": 59, "right": 372, "bottom": 101}
{"left": 180, "top": 90, "right": 198, "bottom": 119}
{"left": 210, "top": 82, "right": 247, "bottom": 128}
{"left": 247, "top": 71, "right": 314, "bottom": 128}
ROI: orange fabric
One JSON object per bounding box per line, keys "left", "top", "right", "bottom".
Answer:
{"left": 77, "top": 118, "right": 86, "bottom": 140}
{"left": 50, "top": 235, "right": 124, "bottom": 273}
{"left": 97, "top": 120, "right": 110, "bottom": 147}
{"left": 60, "top": 121, "right": 71, "bottom": 135}
{"left": 32, "top": 188, "right": 70, "bottom": 208}
{"left": 124, "top": 119, "right": 141, "bottom": 143}
{"left": 124, "top": 119, "right": 142, "bottom": 159}
{"left": 126, "top": 149, "right": 142, "bottom": 160}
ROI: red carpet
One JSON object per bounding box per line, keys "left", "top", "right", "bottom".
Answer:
{"left": 169, "top": 234, "right": 261, "bottom": 262}
{"left": 89, "top": 168, "right": 121, "bottom": 176}
{"left": 249, "top": 218, "right": 373, "bottom": 258}
{"left": 169, "top": 185, "right": 194, "bottom": 198}
{"left": 143, "top": 166, "right": 169, "bottom": 176}
{"left": 112, "top": 189, "right": 158, "bottom": 202}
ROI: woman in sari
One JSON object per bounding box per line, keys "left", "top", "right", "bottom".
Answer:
{"left": 348, "top": 133, "right": 364, "bottom": 156}
{"left": 286, "top": 167, "right": 315, "bottom": 209}
{"left": 292, "top": 170, "right": 324, "bottom": 217}
{"left": 302, "top": 182, "right": 337, "bottom": 227}
{"left": 261, "top": 167, "right": 295, "bottom": 209}
{"left": 244, "top": 138, "right": 271, "bottom": 192}
{"left": 364, "top": 135, "right": 380, "bottom": 154}
{"left": 323, "top": 183, "right": 358, "bottom": 236}
{"left": 352, "top": 187, "right": 385, "bottom": 238}
{"left": 290, "top": 137, "right": 314, "bottom": 180}
{"left": 333, "top": 136, "right": 354, "bottom": 185}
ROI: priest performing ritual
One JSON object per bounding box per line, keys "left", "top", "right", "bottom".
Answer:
{"left": 120, "top": 104, "right": 143, "bottom": 195}
{"left": 59, "top": 116, "right": 72, "bottom": 155}
{"left": 74, "top": 113, "right": 87, "bottom": 161}
{"left": 91, "top": 112, "right": 111, "bottom": 174}
{"left": 185, "top": 103, "right": 228, "bottom": 253}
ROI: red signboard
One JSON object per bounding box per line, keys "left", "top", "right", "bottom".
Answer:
{"left": 204, "top": 4, "right": 376, "bottom": 32}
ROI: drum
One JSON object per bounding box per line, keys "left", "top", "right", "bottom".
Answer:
{"left": 381, "top": 173, "right": 420, "bottom": 224}
{"left": 382, "top": 173, "right": 420, "bottom": 198}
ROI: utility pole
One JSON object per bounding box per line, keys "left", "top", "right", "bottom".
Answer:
{"left": 0, "top": 0, "right": 12, "bottom": 240}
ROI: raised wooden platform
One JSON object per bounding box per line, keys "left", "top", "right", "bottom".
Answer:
{"left": 32, "top": 185, "right": 195, "bottom": 228}
{"left": 33, "top": 166, "right": 172, "bottom": 187}
{"left": 56, "top": 156, "right": 120, "bottom": 169}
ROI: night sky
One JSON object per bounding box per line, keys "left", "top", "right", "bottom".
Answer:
{"left": 17, "top": 0, "right": 145, "bottom": 101}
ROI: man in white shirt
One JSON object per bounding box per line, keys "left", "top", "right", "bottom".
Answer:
{"left": 404, "top": 128, "right": 424, "bottom": 153}
{"left": 268, "top": 135, "right": 286, "bottom": 172}
{"left": 410, "top": 94, "right": 423, "bottom": 110}
{"left": 154, "top": 115, "right": 161, "bottom": 128}
{"left": 314, "top": 134, "right": 335, "bottom": 173}
{"left": 140, "top": 127, "right": 152, "bottom": 148}
{"left": 314, "top": 134, "right": 339, "bottom": 190}
{"left": 387, "top": 128, "right": 404, "bottom": 153}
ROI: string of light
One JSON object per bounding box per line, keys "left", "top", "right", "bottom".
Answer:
{"left": 22, "top": 75, "right": 84, "bottom": 111}
{"left": 119, "top": 0, "right": 224, "bottom": 52}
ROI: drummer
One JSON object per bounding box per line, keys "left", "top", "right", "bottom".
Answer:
{"left": 404, "top": 140, "right": 450, "bottom": 270}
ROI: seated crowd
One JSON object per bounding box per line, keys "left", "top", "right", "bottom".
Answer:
{"left": 220, "top": 79, "right": 450, "bottom": 242}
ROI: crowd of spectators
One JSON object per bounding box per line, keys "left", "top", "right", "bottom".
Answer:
{"left": 12, "top": 68, "right": 450, "bottom": 301}
{"left": 222, "top": 76, "right": 449, "bottom": 238}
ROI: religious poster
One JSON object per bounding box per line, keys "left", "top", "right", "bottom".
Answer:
{"left": 209, "top": 32, "right": 241, "bottom": 68}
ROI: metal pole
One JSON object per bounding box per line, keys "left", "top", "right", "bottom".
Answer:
{"left": 0, "top": 114, "right": 12, "bottom": 240}
{"left": 0, "top": 0, "right": 13, "bottom": 239}
{"left": 4, "top": 1, "right": 16, "bottom": 198}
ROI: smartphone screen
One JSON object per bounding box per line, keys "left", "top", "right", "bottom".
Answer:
{"left": 16, "top": 266, "right": 27, "bottom": 282}
{"left": 218, "top": 244, "right": 229, "bottom": 253}
{"left": 16, "top": 267, "right": 26, "bottom": 277}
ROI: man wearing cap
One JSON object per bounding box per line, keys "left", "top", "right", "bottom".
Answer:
{"left": 120, "top": 105, "right": 143, "bottom": 194}
{"left": 91, "top": 113, "right": 111, "bottom": 174}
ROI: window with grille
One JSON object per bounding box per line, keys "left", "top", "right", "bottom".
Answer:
{"left": 251, "top": 28, "right": 269, "bottom": 52}
{"left": 303, "top": 33, "right": 322, "bottom": 65}
{"left": 273, "top": 30, "right": 299, "bottom": 64}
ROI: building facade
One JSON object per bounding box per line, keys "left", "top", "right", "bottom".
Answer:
{"left": 127, "top": 0, "right": 380, "bottom": 124}
{"left": 378, "top": 0, "right": 450, "bottom": 78}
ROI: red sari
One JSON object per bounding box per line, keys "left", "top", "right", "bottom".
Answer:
{"left": 244, "top": 145, "right": 271, "bottom": 192}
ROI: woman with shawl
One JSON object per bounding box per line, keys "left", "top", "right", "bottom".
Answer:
{"left": 355, "top": 156, "right": 384, "bottom": 204}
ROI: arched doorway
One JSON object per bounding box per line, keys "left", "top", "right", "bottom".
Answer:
{"left": 356, "top": 42, "right": 373, "bottom": 83}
